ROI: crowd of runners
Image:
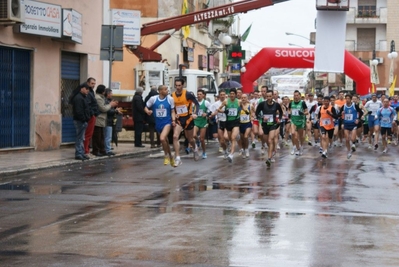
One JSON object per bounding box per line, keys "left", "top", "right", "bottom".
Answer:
{"left": 145, "top": 78, "right": 398, "bottom": 167}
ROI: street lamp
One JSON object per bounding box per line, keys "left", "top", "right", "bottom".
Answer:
{"left": 207, "top": 34, "right": 232, "bottom": 71}
{"left": 285, "top": 32, "right": 310, "bottom": 41}
{"left": 371, "top": 50, "right": 379, "bottom": 66}
{"left": 387, "top": 40, "right": 397, "bottom": 94}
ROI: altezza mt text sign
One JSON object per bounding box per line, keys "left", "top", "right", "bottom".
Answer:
{"left": 21, "top": 0, "right": 62, "bottom": 38}
{"left": 111, "top": 9, "right": 141, "bottom": 45}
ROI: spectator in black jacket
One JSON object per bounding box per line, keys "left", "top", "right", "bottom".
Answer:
{"left": 132, "top": 87, "right": 146, "bottom": 147}
{"left": 144, "top": 86, "right": 161, "bottom": 148}
{"left": 71, "top": 83, "right": 91, "bottom": 160}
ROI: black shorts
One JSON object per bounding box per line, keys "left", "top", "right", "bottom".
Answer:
{"left": 356, "top": 120, "right": 363, "bottom": 128}
{"left": 395, "top": 120, "right": 399, "bottom": 125}
{"left": 262, "top": 124, "right": 278, "bottom": 135}
{"left": 363, "top": 124, "right": 369, "bottom": 135}
{"left": 381, "top": 127, "right": 392, "bottom": 136}
{"left": 320, "top": 127, "right": 334, "bottom": 139}
{"left": 177, "top": 115, "right": 194, "bottom": 130}
{"left": 226, "top": 119, "right": 240, "bottom": 132}
{"left": 218, "top": 121, "right": 226, "bottom": 131}
{"left": 312, "top": 121, "right": 319, "bottom": 130}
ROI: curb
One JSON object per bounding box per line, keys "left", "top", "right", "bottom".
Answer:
{"left": 0, "top": 149, "right": 153, "bottom": 178}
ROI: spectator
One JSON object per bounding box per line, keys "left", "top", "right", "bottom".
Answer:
{"left": 84, "top": 77, "right": 99, "bottom": 156}
{"left": 144, "top": 86, "right": 161, "bottom": 148}
{"left": 132, "top": 87, "right": 146, "bottom": 147}
{"left": 104, "top": 89, "right": 122, "bottom": 155}
{"left": 71, "top": 83, "right": 91, "bottom": 160}
{"left": 92, "top": 85, "right": 118, "bottom": 156}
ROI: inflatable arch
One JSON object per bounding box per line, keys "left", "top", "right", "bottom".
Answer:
{"left": 241, "top": 48, "right": 370, "bottom": 96}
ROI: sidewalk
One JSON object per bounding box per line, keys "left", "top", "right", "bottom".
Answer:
{"left": 0, "top": 142, "right": 153, "bottom": 177}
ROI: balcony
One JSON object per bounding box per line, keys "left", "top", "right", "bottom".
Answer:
{"left": 345, "top": 40, "right": 387, "bottom": 52}
{"left": 346, "top": 7, "right": 387, "bottom": 24}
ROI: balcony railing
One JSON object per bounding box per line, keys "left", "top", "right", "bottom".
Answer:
{"left": 357, "top": 5, "right": 377, "bottom": 18}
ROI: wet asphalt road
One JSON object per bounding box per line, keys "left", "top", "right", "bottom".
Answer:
{"left": 1, "top": 141, "right": 399, "bottom": 267}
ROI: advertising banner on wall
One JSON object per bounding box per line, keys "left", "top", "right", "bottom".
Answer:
{"left": 19, "top": 0, "right": 62, "bottom": 38}
{"left": 62, "top": 9, "right": 82, "bottom": 43}
{"left": 111, "top": 9, "right": 141, "bottom": 45}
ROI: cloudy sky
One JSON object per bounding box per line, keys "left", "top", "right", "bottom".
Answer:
{"left": 235, "top": 0, "right": 317, "bottom": 54}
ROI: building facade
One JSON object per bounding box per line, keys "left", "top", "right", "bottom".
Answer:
{"left": 0, "top": 0, "right": 104, "bottom": 151}
{"left": 345, "top": 0, "right": 399, "bottom": 94}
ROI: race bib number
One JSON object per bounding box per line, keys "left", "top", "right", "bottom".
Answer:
{"left": 263, "top": 114, "right": 274, "bottom": 123}
{"left": 292, "top": 109, "right": 299, "bottom": 116}
{"left": 198, "top": 110, "right": 204, "bottom": 116}
{"left": 344, "top": 114, "right": 353, "bottom": 121}
{"left": 155, "top": 108, "right": 167, "bottom": 118}
{"left": 322, "top": 118, "right": 331, "bottom": 125}
{"left": 240, "top": 114, "right": 250, "bottom": 122}
{"left": 381, "top": 117, "right": 390, "bottom": 123}
{"left": 228, "top": 108, "right": 238, "bottom": 116}
{"left": 218, "top": 112, "right": 226, "bottom": 121}
{"left": 176, "top": 105, "right": 188, "bottom": 115}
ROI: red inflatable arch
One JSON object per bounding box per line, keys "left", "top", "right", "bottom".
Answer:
{"left": 241, "top": 47, "right": 370, "bottom": 96}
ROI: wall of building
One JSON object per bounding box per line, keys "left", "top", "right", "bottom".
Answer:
{"left": 0, "top": 0, "right": 103, "bottom": 150}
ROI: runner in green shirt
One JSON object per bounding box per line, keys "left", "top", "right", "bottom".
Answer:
{"left": 193, "top": 89, "right": 211, "bottom": 159}
{"left": 288, "top": 90, "right": 309, "bottom": 156}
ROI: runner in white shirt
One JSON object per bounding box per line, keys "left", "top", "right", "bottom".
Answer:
{"left": 305, "top": 93, "right": 318, "bottom": 146}
{"left": 364, "top": 94, "right": 382, "bottom": 150}
{"left": 210, "top": 89, "right": 228, "bottom": 158}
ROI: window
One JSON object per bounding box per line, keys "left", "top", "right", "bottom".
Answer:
{"left": 357, "top": 28, "right": 376, "bottom": 51}
{"left": 358, "top": 0, "right": 377, "bottom": 17}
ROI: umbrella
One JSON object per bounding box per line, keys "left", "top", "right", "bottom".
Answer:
{"left": 218, "top": 80, "right": 242, "bottom": 89}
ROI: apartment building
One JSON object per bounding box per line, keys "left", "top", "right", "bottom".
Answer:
{"left": 345, "top": 0, "right": 399, "bottom": 93}
{"left": 0, "top": 0, "right": 103, "bottom": 151}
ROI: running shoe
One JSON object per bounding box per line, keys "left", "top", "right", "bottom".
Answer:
{"left": 308, "top": 140, "right": 313, "bottom": 146}
{"left": 277, "top": 144, "right": 281, "bottom": 150}
{"left": 339, "top": 142, "right": 343, "bottom": 147}
{"left": 266, "top": 158, "right": 271, "bottom": 167}
{"left": 164, "top": 157, "right": 170, "bottom": 166}
{"left": 227, "top": 154, "right": 233, "bottom": 163}
{"left": 374, "top": 144, "right": 378, "bottom": 151}
{"left": 319, "top": 147, "right": 323, "bottom": 154}
{"left": 245, "top": 150, "right": 249, "bottom": 158}
{"left": 299, "top": 146, "right": 304, "bottom": 156}
{"left": 270, "top": 158, "right": 275, "bottom": 163}
{"left": 383, "top": 148, "right": 387, "bottom": 153}
{"left": 193, "top": 150, "right": 200, "bottom": 161}
{"left": 347, "top": 152, "right": 352, "bottom": 159}
{"left": 394, "top": 139, "right": 398, "bottom": 146}
{"left": 174, "top": 158, "right": 182, "bottom": 167}
{"left": 351, "top": 144, "right": 356, "bottom": 152}
{"left": 202, "top": 153, "right": 207, "bottom": 159}
{"left": 295, "top": 148, "right": 300, "bottom": 156}
{"left": 321, "top": 151, "right": 328, "bottom": 158}
{"left": 291, "top": 147, "right": 296, "bottom": 155}
{"left": 238, "top": 148, "right": 243, "bottom": 155}
{"left": 305, "top": 136, "right": 309, "bottom": 143}
{"left": 261, "top": 146, "right": 265, "bottom": 155}
{"left": 219, "top": 147, "right": 223, "bottom": 153}
{"left": 252, "top": 141, "right": 256, "bottom": 149}
{"left": 223, "top": 151, "right": 229, "bottom": 159}
{"left": 388, "top": 139, "right": 391, "bottom": 145}
{"left": 170, "top": 157, "right": 175, "bottom": 167}
{"left": 368, "top": 145, "right": 372, "bottom": 149}
{"left": 185, "top": 147, "right": 191, "bottom": 154}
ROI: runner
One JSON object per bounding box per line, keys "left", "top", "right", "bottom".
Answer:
{"left": 340, "top": 94, "right": 362, "bottom": 159}
{"left": 364, "top": 94, "right": 382, "bottom": 150}
{"left": 305, "top": 93, "right": 318, "bottom": 146}
{"left": 210, "top": 89, "right": 228, "bottom": 158}
{"left": 193, "top": 89, "right": 212, "bottom": 159}
{"left": 256, "top": 90, "right": 283, "bottom": 167}
{"left": 390, "top": 94, "right": 399, "bottom": 145}
{"left": 280, "top": 96, "right": 291, "bottom": 146}
{"left": 273, "top": 90, "right": 283, "bottom": 151}
{"left": 217, "top": 88, "right": 241, "bottom": 163}
{"left": 171, "top": 78, "right": 200, "bottom": 167}
{"left": 144, "top": 85, "right": 176, "bottom": 167}
{"left": 334, "top": 91, "right": 346, "bottom": 147}
{"left": 352, "top": 95, "right": 367, "bottom": 143}
{"left": 318, "top": 96, "right": 339, "bottom": 158}
{"left": 249, "top": 91, "right": 260, "bottom": 148}
{"left": 376, "top": 98, "right": 396, "bottom": 153}
{"left": 289, "top": 90, "right": 309, "bottom": 156}
{"left": 239, "top": 94, "right": 253, "bottom": 159}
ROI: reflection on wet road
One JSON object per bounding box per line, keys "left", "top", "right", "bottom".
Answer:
{"left": 1, "top": 143, "right": 399, "bottom": 266}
